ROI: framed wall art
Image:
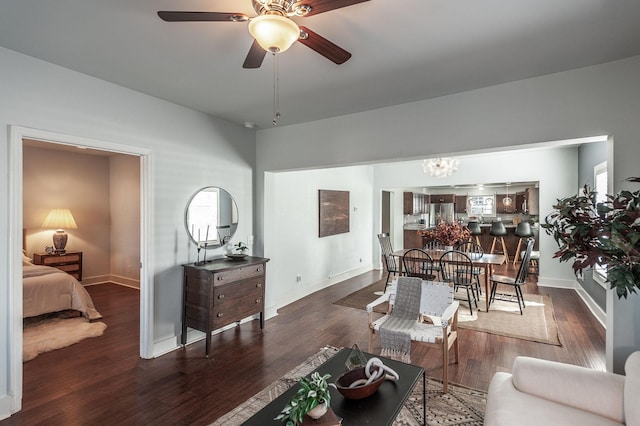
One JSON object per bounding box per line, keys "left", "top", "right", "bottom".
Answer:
{"left": 318, "top": 189, "right": 350, "bottom": 238}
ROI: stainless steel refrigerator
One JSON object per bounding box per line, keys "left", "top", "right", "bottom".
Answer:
{"left": 429, "top": 202, "right": 455, "bottom": 226}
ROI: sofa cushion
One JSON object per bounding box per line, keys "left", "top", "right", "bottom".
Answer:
{"left": 485, "top": 371, "right": 623, "bottom": 426}
{"left": 624, "top": 351, "right": 640, "bottom": 425}
{"left": 511, "top": 356, "right": 625, "bottom": 423}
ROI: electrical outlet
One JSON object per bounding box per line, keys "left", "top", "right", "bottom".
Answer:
{"left": 296, "top": 275, "right": 302, "bottom": 282}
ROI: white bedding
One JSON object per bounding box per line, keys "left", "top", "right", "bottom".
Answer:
{"left": 23, "top": 264, "right": 102, "bottom": 320}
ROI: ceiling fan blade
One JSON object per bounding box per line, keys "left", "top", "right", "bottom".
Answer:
{"left": 298, "top": 26, "right": 351, "bottom": 64}
{"left": 243, "top": 40, "right": 267, "bottom": 69}
{"left": 157, "top": 11, "right": 248, "bottom": 22}
{"left": 297, "top": 0, "right": 370, "bottom": 16}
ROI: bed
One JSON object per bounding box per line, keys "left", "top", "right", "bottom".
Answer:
{"left": 22, "top": 253, "right": 102, "bottom": 320}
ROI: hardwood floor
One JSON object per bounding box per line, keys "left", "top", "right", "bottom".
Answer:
{"left": 3, "top": 265, "right": 605, "bottom": 425}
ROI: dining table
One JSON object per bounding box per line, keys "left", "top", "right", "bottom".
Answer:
{"left": 391, "top": 248, "right": 507, "bottom": 312}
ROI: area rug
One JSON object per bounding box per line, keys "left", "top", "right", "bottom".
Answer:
{"left": 23, "top": 313, "right": 107, "bottom": 362}
{"left": 212, "top": 346, "right": 486, "bottom": 426}
{"left": 334, "top": 281, "right": 562, "bottom": 346}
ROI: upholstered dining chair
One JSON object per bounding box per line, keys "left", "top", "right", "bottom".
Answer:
{"left": 403, "top": 248, "right": 437, "bottom": 281}
{"left": 377, "top": 233, "right": 400, "bottom": 292}
{"left": 490, "top": 238, "right": 535, "bottom": 315}
{"left": 439, "top": 250, "right": 478, "bottom": 315}
{"left": 367, "top": 277, "right": 460, "bottom": 393}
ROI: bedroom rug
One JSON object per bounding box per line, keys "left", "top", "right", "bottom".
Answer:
{"left": 212, "top": 346, "right": 486, "bottom": 426}
{"left": 23, "top": 313, "right": 107, "bottom": 362}
{"left": 334, "top": 281, "right": 562, "bottom": 346}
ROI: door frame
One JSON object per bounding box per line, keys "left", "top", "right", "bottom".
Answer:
{"left": 7, "top": 125, "right": 154, "bottom": 414}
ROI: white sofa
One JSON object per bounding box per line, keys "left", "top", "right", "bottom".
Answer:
{"left": 484, "top": 352, "right": 640, "bottom": 425}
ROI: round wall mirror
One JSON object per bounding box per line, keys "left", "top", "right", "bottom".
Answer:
{"left": 185, "top": 186, "right": 238, "bottom": 249}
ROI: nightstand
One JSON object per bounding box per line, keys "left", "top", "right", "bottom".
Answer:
{"left": 33, "top": 251, "right": 83, "bottom": 281}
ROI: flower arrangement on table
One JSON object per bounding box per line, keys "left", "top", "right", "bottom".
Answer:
{"left": 420, "top": 222, "right": 471, "bottom": 247}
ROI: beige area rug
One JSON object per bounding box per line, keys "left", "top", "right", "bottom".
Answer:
{"left": 23, "top": 313, "right": 107, "bottom": 362}
{"left": 212, "top": 346, "right": 486, "bottom": 426}
{"left": 333, "top": 280, "right": 562, "bottom": 346}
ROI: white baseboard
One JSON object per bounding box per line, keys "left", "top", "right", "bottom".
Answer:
{"left": 538, "top": 276, "right": 606, "bottom": 329}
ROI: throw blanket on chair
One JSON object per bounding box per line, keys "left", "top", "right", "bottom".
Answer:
{"left": 379, "top": 277, "right": 422, "bottom": 363}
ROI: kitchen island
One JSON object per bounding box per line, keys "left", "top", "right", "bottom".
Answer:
{"left": 403, "top": 222, "right": 539, "bottom": 261}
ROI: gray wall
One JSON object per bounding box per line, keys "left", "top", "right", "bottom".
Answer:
{"left": 577, "top": 141, "right": 608, "bottom": 311}
{"left": 0, "top": 46, "right": 255, "bottom": 417}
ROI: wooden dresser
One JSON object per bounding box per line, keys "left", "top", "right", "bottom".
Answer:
{"left": 182, "top": 256, "right": 269, "bottom": 356}
{"left": 33, "top": 251, "right": 83, "bottom": 281}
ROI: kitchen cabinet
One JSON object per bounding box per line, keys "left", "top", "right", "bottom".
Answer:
{"left": 515, "top": 192, "right": 526, "bottom": 213}
{"left": 526, "top": 188, "right": 539, "bottom": 215}
{"left": 403, "top": 192, "right": 429, "bottom": 215}
{"left": 455, "top": 195, "right": 467, "bottom": 213}
{"left": 404, "top": 229, "right": 425, "bottom": 249}
{"left": 430, "top": 194, "right": 455, "bottom": 204}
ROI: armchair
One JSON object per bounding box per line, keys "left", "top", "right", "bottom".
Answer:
{"left": 366, "top": 277, "right": 460, "bottom": 393}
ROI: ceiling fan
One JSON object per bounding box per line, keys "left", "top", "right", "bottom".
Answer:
{"left": 158, "top": 0, "right": 370, "bottom": 69}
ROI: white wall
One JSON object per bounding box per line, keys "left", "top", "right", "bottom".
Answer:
{"left": 263, "top": 166, "right": 373, "bottom": 315}
{"left": 256, "top": 55, "right": 640, "bottom": 373}
{"left": 0, "top": 46, "right": 255, "bottom": 418}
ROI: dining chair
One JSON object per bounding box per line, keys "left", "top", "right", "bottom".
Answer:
{"left": 402, "top": 248, "right": 438, "bottom": 280}
{"left": 377, "top": 233, "right": 400, "bottom": 292}
{"left": 439, "top": 250, "right": 477, "bottom": 315}
{"left": 489, "top": 238, "right": 535, "bottom": 314}
{"left": 455, "top": 241, "right": 484, "bottom": 296}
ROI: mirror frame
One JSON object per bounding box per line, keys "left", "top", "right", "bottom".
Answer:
{"left": 184, "top": 186, "right": 238, "bottom": 249}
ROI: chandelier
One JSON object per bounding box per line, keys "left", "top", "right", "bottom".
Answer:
{"left": 422, "top": 158, "right": 459, "bottom": 178}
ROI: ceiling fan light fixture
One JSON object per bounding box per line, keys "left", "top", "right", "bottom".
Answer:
{"left": 248, "top": 14, "right": 300, "bottom": 53}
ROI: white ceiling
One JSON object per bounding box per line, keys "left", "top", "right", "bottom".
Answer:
{"left": 2, "top": 0, "right": 640, "bottom": 129}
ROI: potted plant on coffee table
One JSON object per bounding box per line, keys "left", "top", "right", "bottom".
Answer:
{"left": 542, "top": 177, "right": 640, "bottom": 298}
{"left": 275, "top": 372, "right": 336, "bottom": 425}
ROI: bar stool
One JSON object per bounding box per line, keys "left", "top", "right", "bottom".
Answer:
{"left": 489, "top": 221, "right": 509, "bottom": 263}
{"left": 513, "top": 222, "right": 535, "bottom": 264}
{"left": 467, "top": 221, "right": 482, "bottom": 248}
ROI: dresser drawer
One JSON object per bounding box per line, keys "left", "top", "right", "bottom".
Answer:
{"left": 213, "top": 264, "right": 265, "bottom": 284}
{"left": 41, "top": 253, "right": 81, "bottom": 264}
{"left": 213, "top": 277, "right": 264, "bottom": 302}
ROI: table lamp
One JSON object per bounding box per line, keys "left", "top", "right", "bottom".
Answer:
{"left": 41, "top": 208, "right": 78, "bottom": 253}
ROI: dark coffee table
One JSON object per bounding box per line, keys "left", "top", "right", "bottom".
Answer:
{"left": 243, "top": 348, "right": 426, "bottom": 425}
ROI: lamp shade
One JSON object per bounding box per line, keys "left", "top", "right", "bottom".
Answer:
{"left": 42, "top": 209, "right": 78, "bottom": 230}
{"left": 248, "top": 14, "right": 300, "bottom": 53}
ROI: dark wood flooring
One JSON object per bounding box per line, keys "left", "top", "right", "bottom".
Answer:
{"left": 3, "top": 265, "right": 605, "bottom": 425}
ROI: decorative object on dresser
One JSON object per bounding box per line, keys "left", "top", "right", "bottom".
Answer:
{"left": 33, "top": 251, "right": 83, "bottom": 281}
{"left": 182, "top": 256, "right": 269, "bottom": 356}
{"left": 41, "top": 208, "right": 78, "bottom": 253}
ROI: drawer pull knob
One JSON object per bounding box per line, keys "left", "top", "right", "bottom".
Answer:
{"left": 217, "top": 313, "right": 224, "bottom": 317}
{"left": 255, "top": 299, "right": 261, "bottom": 304}
{"left": 256, "top": 283, "right": 262, "bottom": 288}
{"left": 217, "top": 276, "right": 224, "bottom": 281}
{"left": 218, "top": 294, "right": 225, "bottom": 299}
{"left": 257, "top": 267, "right": 262, "bottom": 272}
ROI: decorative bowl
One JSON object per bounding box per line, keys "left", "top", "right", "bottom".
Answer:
{"left": 225, "top": 253, "right": 247, "bottom": 261}
{"left": 335, "top": 367, "right": 385, "bottom": 400}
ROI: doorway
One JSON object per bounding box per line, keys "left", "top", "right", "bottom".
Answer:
{"left": 8, "top": 125, "right": 153, "bottom": 415}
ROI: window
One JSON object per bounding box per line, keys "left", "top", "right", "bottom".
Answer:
{"left": 593, "top": 161, "right": 608, "bottom": 286}
{"left": 468, "top": 195, "right": 495, "bottom": 216}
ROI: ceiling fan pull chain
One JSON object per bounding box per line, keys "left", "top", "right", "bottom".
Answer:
{"left": 273, "top": 52, "right": 281, "bottom": 125}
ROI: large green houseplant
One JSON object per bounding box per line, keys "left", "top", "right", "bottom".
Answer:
{"left": 542, "top": 177, "right": 640, "bottom": 298}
